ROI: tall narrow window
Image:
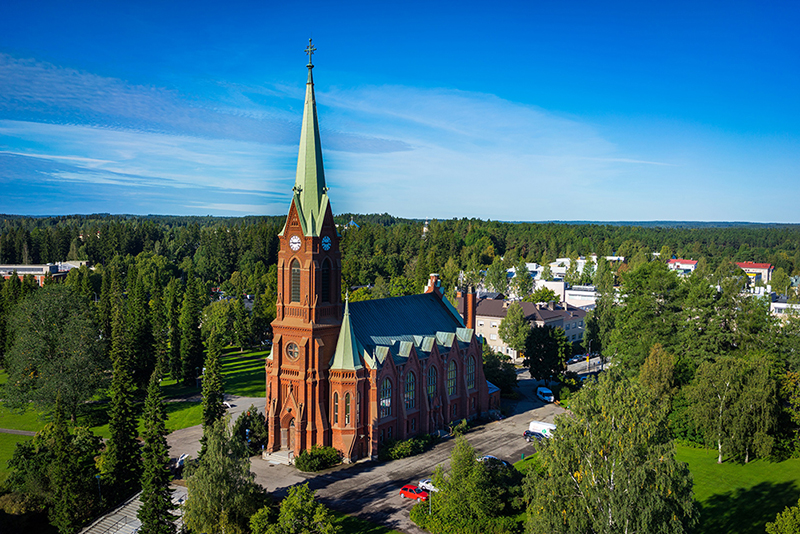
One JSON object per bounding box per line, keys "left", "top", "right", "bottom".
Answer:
{"left": 345, "top": 393, "right": 351, "bottom": 425}
{"left": 290, "top": 259, "right": 301, "bottom": 302}
{"left": 447, "top": 361, "right": 457, "bottom": 396}
{"left": 357, "top": 391, "right": 361, "bottom": 424}
{"left": 333, "top": 392, "right": 339, "bottom": 425}
{"left": 427, "top": 366, "right": 437, "bottom": 398}
{"left": 467, "top": 356, "right": 476, "bottom": 390}
{"left": 405, "top": 372, "right": 416, "bottom": 410}
{"left": 321, "top": 259, "right": 331, "bottom": 303}
{"left": 380, "top": 378, "right": 392, "bottom": 418}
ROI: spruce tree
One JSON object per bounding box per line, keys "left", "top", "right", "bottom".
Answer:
{"left": 127, "top": 268, "right": 154, "bottom": 390}
{"left": 150, "top": 282, "right": 170, "bottom": 378}
{"left": 102, "top": 279, "right": 142, "bottom": 501}
{"left": 97, "top": 267, "right": 113, "bottom": 344}
{"left": 165, "top": 279, "right": 182, "bottom": 381}
{"left": 202, "top": 332, "right": 226, "bottom": 430}
{"left": 179, "top": 277, "right": 204, "bottom": 385}
{"left": 138, "top": 371, "right": 177, "bottom": 534}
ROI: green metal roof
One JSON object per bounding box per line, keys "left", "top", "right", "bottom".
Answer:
{"left": 283, "top": 64, "right": 329, "bottom": 237}
{"left": 330, "top": 299, "right": 364, "bottom": 371}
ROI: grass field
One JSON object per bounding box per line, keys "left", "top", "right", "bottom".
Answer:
{"left": 330, "top": 509, "right": 405, "bottom": 534}
{"left": 0, "top": 346, "right": 268, "bottom": 483}
{"left": 676, "top": 444, "right": 800, "bottom": 534}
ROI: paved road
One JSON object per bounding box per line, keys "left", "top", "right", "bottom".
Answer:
{"left": 248, "top": 370, "right": 566, "bottom": 534}
{"left": 166, "top": 373, "right": 566, "bottom": 534}
{"left": 0, "top": 428, "right": 36, "bottom": 436}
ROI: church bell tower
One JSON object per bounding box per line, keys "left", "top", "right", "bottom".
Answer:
{"left": 266, "top": 40, "right": 343, "bottom": 455}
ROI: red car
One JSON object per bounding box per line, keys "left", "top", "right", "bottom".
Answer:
{"left": 399, "top": 484, "right": 429, "bottom": 502}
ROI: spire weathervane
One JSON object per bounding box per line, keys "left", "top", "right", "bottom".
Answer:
{"left": 305, "top": 38, "right": 316, "bottom": 68}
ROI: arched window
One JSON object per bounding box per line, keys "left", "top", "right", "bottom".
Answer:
{"left": 467, "top": 356, "right": 476, "bottom": 390}
{"left": 345, "top": 393, "right": 351, "bottom": 425}
{"left": 447, "top": 361, "right": 457, "bottom": 396}
{"left": 380, "top": 378, "right": 392, "bottom": 419}
{"left": 321, "top": 259, "right": 331, "bottom": 303}
{"left": 333, "top": 392, "right": 339, "bottom": 425}
{"left": 290, "top": 260, "right": 301, "bottom": 303}
{"left": 405, "top": 372, "right": 416, "bottom": 410}
{"left": 427, "top": 366, "right": 437, "bottom": 398}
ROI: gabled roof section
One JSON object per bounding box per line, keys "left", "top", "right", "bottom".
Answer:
{"left": 330, "top": 300, "right": 364, "bottom": 371}
{"left": 291, "top": 55, "right": 329, "bottom": 237}
{"left": 348, "top": 293, "right": 466, "bottom": 353}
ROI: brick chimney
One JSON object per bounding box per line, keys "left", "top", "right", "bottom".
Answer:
{"left": 424, "top": 273, "right": 443, "bottom": 298}
{"left": 460, "top": 285, "right": 476, "bottom": 329}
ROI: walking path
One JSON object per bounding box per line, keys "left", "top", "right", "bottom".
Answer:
{"left": 0, "top": 428, "right": 36, "bottom": 436}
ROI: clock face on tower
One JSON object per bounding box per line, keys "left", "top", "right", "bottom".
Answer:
{"left": 321, "top": 235, "right": 331, "bottom": 251}
{"left": 289, "top": 235, "right": 302, "bottom": 251}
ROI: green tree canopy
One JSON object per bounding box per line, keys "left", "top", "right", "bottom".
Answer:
{"left": 525, "top": 325, "right": 571, "bottom": 386}
{"left": 498, "top": 301, "right": 530, "bottom": 355}
{"left": 484, "top": 256, "right": 508, "bottom": 295}
{"left": 4, "top": 284, "right": 108, "bottom": 421}
{"left": 183, "top": 417, "right": 267, "bottom": 534}
{"left": 525, "top": 373, "right": 696, "bottom": 534}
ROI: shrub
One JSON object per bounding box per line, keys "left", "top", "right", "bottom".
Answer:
{"left": 294, "top": 445, "right": 341, "bottom": 472}
{"left": 450, "top": 419, "right": 470, "bottom": 437}
{"left": 378, "top": 434, "right": 438, "bottom": 461}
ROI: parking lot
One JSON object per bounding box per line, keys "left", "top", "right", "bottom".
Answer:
{"left": 249, "top": 369, "right": 566, "bottom": 533}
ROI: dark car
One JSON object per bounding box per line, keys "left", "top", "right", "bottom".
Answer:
{"left": 523, "top": 430, "right": 545, "bottom": 442}
{"left": 478, "top": 455, "right": 513, "bottom": 469}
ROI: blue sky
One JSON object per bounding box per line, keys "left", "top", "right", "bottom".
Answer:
{"left": 1, "top": 1, "right": 798, "bottom": 222}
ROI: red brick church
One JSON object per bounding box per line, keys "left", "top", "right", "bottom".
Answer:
{"left": 265, "top": 44, "right": 499, "bottom": 462}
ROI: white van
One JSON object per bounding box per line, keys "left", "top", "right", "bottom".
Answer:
{"left": 537, "top": 386, "right": 554, "bottom": 403}
{"left": 529, "top": 420, "right": 556, "bottom": 438}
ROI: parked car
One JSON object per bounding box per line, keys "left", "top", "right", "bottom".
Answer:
{"left": 478, "top": 455, "right": 513, "bottom": 469}
{"left": 529, "top": 420, "right": 556, "bottom": 437}
{"left": 418, "top": 479, "right": 439, "bottom": 493}
{"left": 537, "top": 387, "right": 554, "bottom": 403}
{"left": 399, "top": 484, "right": 429, "bottom": 501}
{"left": 523, "top": 430, "right": 546, "bottom": 442}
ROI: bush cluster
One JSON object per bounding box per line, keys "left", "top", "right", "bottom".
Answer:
{"left": 294, "top": 445, "right": 341, "bottom": 472}
{"left": 232, "top": 405, "right": 269, "bottom": 455}
{"left": 378, "top": 433, "right": 438, "bottom": 461}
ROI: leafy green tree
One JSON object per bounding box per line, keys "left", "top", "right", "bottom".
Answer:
{"left": 525, "top": 286, "right": 558, "bottom": 304}
{"left": 498, "top": 301, "right": 530, "bottom": 356}
{"left": 606, "top": 260, "right": 682, "bottom": 375}
{"left": 183, "top": 417, "right": 267, "bottom": 534}
{"left": 138, "top": 371, "right": 177, "bottom": 534}
{"left": 728, "top": 355, "right": 778, "bottom": 463}
{"left": 389, "top": 274, "right": 417, "bottom": 297}
{"left": 687, "top": 357, "right": 747, "bottom": 463}
{"left": 771, "top": 267, "right": 791, "bottom": 297}
{"left": 638, "top": 343, "right": 677, "bottom": 403}
{"left": 563, "top": 253, "right": 580, "bottom": 287}
{"left": 102, "top": 280, "right": 142, "bottom": 501}
{"left": 481, "top": 343, "right": 518, "bottom": 394}
{"left": 766, "top": 498, "right": 800, "bottom": 534}
{"left": 412, "top": 436, "right": 521, "bottom": 533}
{"left": 233, "top": 405, "right": 269, "bottom": 455}
{"left": 7, "top": 405, "right": 102, "bottom": 533}
{"left": 484, "top": 256, "right": 508, "bottom": 294}
{"left": 512, "top": 259, "right": 533, "bottom": 298}
{"left": 525, "top": 325, "right": 570, "bottom": 386}
{"left": 539, "top": 263, "right": 553, "bottom": 282}
{"left": 4, "top": 284, "right": 108, "bottom": 421}
{"left": 263, "top": 483, "right": 340, "bottom": 534}
{"left": 525, "top": 373, "right": 696, "bottom": 534}
{"left": 233, "top": 297, "right": 251, "bottom": 351}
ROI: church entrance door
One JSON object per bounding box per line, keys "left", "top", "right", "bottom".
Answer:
{"left": 288, "top": 419, "right": 296, "bottom": 450}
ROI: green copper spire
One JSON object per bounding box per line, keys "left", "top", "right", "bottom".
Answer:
{"left": 291, "top": 38, "right": 330, "bottom": 237}
{"left": 330, "top": 298, "right": 363, "bottom": 371}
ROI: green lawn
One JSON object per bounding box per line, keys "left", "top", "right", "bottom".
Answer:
{"left": 676, "top": 445, "right": 800, "bottom": 534}
{"left": 0, "top": 433, "right": 33, "bottom": 485}
{"left": 221, "top": 348, "right": 268, "bottom": 397}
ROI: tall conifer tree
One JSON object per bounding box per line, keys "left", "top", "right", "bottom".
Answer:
{"left": 165, "top": 278, "right": 182, "bottom": 380}
{"left": 102, "top": 279, "right": 141, "bottom": 501}
{"left": 179, "top": 276, "right": 204, "bottom": 385}
{"left": 138, "top": 371, "right": 177, "bottom": 534}
{"left": 127, "top": 267, "right": 154, "bottom": 390}
{"left": 202, "top": 332, "right": 225, "bottom": 430}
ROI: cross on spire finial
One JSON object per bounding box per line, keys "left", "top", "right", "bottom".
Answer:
{"left": 305, "top": 38, "right": 316, "bottom": 68}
